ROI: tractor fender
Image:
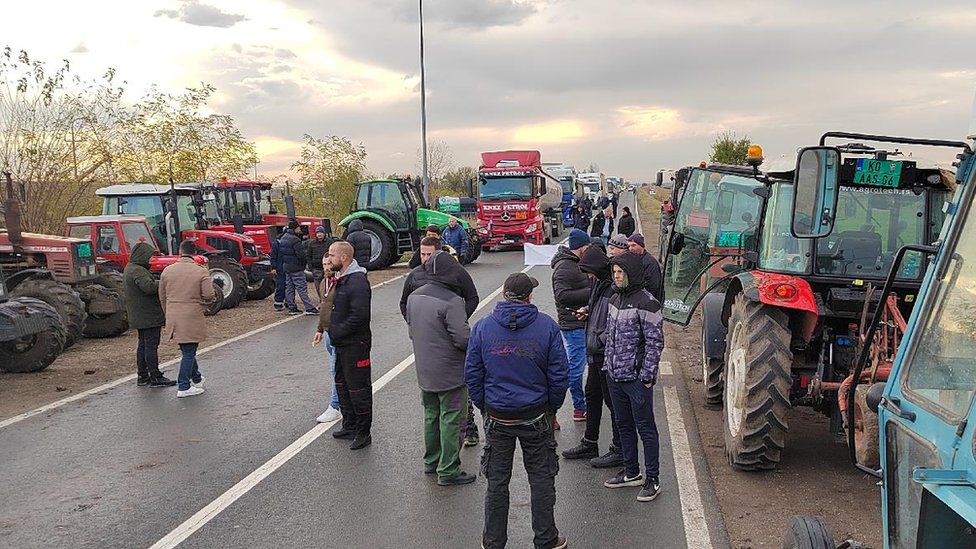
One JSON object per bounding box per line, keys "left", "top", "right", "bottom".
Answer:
{"left": 701, "top": 293, "right": 728, "bottom": 361}
{"left": 6, "top": 268, "right": 53, "bottom": 291}
{"left": 415, "top": 208, "right": 470, "bottom": 229}
{"left": 721, "top": 270, "right": 819, "bottom": 343}
{"left": 338, "top": 211, "right": 395, "bottom": 233}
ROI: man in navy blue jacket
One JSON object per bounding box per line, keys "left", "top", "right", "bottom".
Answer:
{"left": 465, "top": 273, "right": 569, "bottom": 549}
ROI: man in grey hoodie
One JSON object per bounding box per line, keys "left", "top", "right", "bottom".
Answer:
{"left": 406, "top": 251, "right": 476, "bottom": 486}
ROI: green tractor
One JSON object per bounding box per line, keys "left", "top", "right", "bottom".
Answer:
{"left": 338, "top": 177, "right": 482, "bottom": 271}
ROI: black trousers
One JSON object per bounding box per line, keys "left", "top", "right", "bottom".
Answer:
{"left": 583, "top": 360, "right": 621, "bottom": 449}
{"left": 334, "top": 340, "right": 372, "bottom": 437}
{"left": 482, "top": 415, "right": 560, "bottom": 549}
{"left": 136, "top": 327, "right": 163, "bottom": 379}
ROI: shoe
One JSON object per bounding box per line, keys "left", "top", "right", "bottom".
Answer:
{"left": 637, "top": 477, "right": 660, "bottom": 502}
{"left": 590, "top": 447, "right": 624, "bottom": 469}
{"left": 273, "top": 303, "right": 284, "bottom": 311}
{"left": 137, "top": 376, "right": 150, "bottom": 387}
{"left": 573, "top": 409, "right": 586, "bottom": 422}
{"left": 604, "top": 469, "right": 643, "bottom": 488}
{"left": 562, "top": 440, "right": 599, "bottom": 460}
{"left": 192, "top": 376, "right": 205, "bottom": 389}
{"left": 425, "top": 467, "right": 436, "bottom": 475}
{"left": 333, "top": 428, "right": 356, "bottom": 440}
{"left": 177, "top": 387, "right": 205, "bottom": 398}
{"left": 317, "top": 407, "right": 342, "bottom": 423}
{"left": 550, "top": 536, "right": 569, "bottom": 549}
{"left": 437, "top": 471, "right": 476, "bottom": 486}
{"left": 287, "top": 309, "right": 301, "bottom": 316}
{"left": 304, "top": 308, "right": 319, "bottom": 315}
{"left": 553, "top": 417, "right": 561, "bottom": 430}
{"left": 149, "top": 376, "right": 177, "bottom": 388}
{"left": 350, "top": 434, "right": 372, "bottom": 450}
{"left": 463, "top": 434, "right": 479, "bottom": 447}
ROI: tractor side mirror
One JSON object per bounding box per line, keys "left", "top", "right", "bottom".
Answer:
{"left": 791, "top": 146, "right": 841, "bottom": 238}
{"left": 670, "top": 232, "right": 685, "bottom": 255}
{"left": 866, "top": 382, "right": 886, "bottom": 414}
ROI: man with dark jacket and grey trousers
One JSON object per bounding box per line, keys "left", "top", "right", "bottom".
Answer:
{"left": 406, "top": 251, "right": 475, "bottom": 486}
{"left": 123, "top": 242, "right": 176, "bottom": 387}
{"left": 550, "top": 228, "right": 592, "bottom": 424}
{"left": 279, "top": 221, "right": 318, "bottom": 315}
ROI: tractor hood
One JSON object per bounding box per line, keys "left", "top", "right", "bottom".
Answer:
{"left": 416, "top": 208, "right": 470, "bottom": 230}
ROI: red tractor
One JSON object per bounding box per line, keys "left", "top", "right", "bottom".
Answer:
{"left": 0, "top": 253, "right": 68, "bottom": 373}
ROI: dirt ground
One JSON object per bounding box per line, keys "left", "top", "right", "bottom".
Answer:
{"left": 636, "top": 190, "right": 884, "bottom": 549}
{"left": 0, "top": 266, "right": 409, "bottom": 421}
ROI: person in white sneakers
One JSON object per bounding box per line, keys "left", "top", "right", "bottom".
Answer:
{"left": 159, "top": 240, "right": 217, "bottom": 398}
{"left": 312, "top": 257, "right": 341, "bottom": 423}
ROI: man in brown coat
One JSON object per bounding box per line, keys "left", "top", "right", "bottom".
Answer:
{"left": 160, "top": 240, "right": 216, "bottom": 398}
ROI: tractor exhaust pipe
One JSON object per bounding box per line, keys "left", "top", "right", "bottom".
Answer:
{"left": 3, "top": 172, "right": 23, "bottom": 251}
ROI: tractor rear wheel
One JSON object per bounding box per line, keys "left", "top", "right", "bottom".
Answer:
{"left": 82, "top": 271, "right": 129, "bottom": 338}
{"left": 11, "top": 278, "right": 86, "bottom": 349}
{"left": 0, "top": 297, "right": 67, "bottom": 373}
{"left": 205, "top": 282, "right": 224, "bottom": 316}
{"left": 782, "top": 516, "right": 835, "bottom": 549}
{"left": 360, "top": 219, "right": 397, "bottom": 271}
{"left": 723, "top": 292, "right": 792, "bottom": 471}
{"left": 245, "top": 277, "right": 275, "bottom": 301}
{"left": 853, "top": 384, "right": 881, "bottom": 469}
{"left": 209, "top": 258, "right": 247, "bottom": 309}
{"left": 702, "top": 328, "right": 724, "bottom": 407}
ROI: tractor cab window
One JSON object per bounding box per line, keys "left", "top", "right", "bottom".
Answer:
{"left": 68, "top": 225, "right": 91, "bottom": 241}
{"left": 109, "top": 196, "right": 165, "bottom": 230}
{"left": 228, "top": 189, "right": 254, "bottom": 218}
{"left": 96, "top": 225, "right": 122, "bottom": 254}
{"left": 120, "top": 223, "right": 155, "bottom": 252}
{"left": 174, "top": 195, "right": 201, "bottom": 231}
{"left": 369, "top": 181, "right": 409, "bottom": 229}
{"left": 815, "top": 187, "right": 926, "bottom": 279}
{"left": 760, "top": 183, "right": 812, "bottom": 274}
{"left": 354, "top": 183, "right": 370, "bottom": 211}
{"left": 404, "top": 181, "right": 425, "bottom": 211}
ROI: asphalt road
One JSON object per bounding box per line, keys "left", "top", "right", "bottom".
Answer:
{"left": 0, "top": 192, "right": 730, "bottom": 549}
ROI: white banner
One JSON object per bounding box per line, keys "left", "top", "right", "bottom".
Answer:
{"left": 523, "top": 244, "right": 560, "bottom": 266}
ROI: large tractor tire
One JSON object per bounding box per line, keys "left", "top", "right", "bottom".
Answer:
{"left": 205, "top": 282, "right": 224, "bottom": 316}
{"left": 359, "top": 219, "right": 397, "bottom": 271}
{"left": 209, "top": 258, "right": 247, "bottom": 310}
{"left": 11, "top": 278, "right": 86, "bottom": 349}
{"left": 82, "top": 271, "right": 129, "bottom": 338}
{"left": 245, "top": 277, "right": 275, "bottom": 301}
{"left": 782, "top": 516, "right": 835, "bottom": 549}
{"left": 853, "top": 384, "right": 881, "bottom": 469}
{"left": 723, "top": 293, "right": 793, "bottom": 471}
{"left": 0, "top": 297, "right": 67, "bottom": 373}
{"left": 702, "top": 329, "right": 724, "bottom": 407}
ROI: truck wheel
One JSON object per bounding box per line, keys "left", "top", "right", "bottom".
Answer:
{"left": 360, "top": 219, "right": 396, "bottom": 270}
{"left": 209, "top": 258, "right": 247, "bottom": 309}
{"left": 853, "top": 384, "right": 881, "bottom": 469}
{"left": 702, "top": 329, "right": 724, "bottom": 406}
{"left": 82, "top": 271, "right": 129, "bottom": 338}
{"left": 723, "top": 293, "right": 792, "bottom": 471}
{"left": 11, "top": 278, "right": 86, "bottom": 349}
{"left": 245, "top": 277, "right": 275, "bottom": 301}
{"left": 0, "top": 297, "right": 66, "bottom": 373}
{"left": 782, "top": 516, "right": 835, "bottom": 549}
{"left": 205, "top": 282, "right": 224, "bottom": 316}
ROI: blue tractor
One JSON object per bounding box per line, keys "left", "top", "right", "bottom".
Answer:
{"left": 782, "top": 125, "right": 976, "bottom": 547}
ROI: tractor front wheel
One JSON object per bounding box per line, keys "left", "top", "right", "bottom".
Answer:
{"left": 82, "top": 271, "right": 129, "bottom": 338}
{"left": 723, "top": 293, "right": 793, "bottom": 471}
{"left": 0, "top": 297, "right": 67, "bottom": 373}
{"left": 11, "top": 278, "right": 86, "bottom": 349}
{"left": 246, "top": 277, "right": 275, "bottom": 301}
{"left": 782, "top": 516, "right": 835, "bottom": 549}
{"left": 360, "top": 219, "right": 397, "bottom": 271}
{"left": 209, "top": 258, "right": 247, "bottom": 309}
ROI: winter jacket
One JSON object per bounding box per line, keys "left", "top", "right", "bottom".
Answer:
{"left": 571, "top": 208, "right": 590, "bottom": 230}
{"left": 327, "top": 260, "right": 371, "bottom": 347}
{"left": 269, "top": 236, "right": 284, "bottom": 270}
{"left": 344, "top": 219, "right": 372, "bottom": 267}
{"left": 604, "top": 252, "right": 665, "bottom": 385}
{"left": 578, "top": 246, "right": 613, "bottom": 365}
{"left": 159, "top": 257, "right": 216, "bottom": 344}
{"left": 637, "top": 250, "right": 664, "bottom": 302}
{"left": 123, "top": 242, "right": 164, "bottom": 330}
{"left": 589, "top": 212, "right": 613, "bottom": 238}
{"left": 316, "top": 273, "right": 338, "bottom": 333}
{"left": 305, "top": 236, "right": 335, "bottom": 272}
{"left": 598, "top": 196, "right": 610, "bottom": 210}
{"left": 441, "top": 224, "right": 469, "bottom": 255}
{"left": 464, "top": 300, "right": 569, "bottom": 419}
{"left": 401, "top": 250, "right": 478, "bottom": 320}
{"left": 406, "top": 252, "right": 471, "bottom": 392}
{"left": 550, "top": 246, "right": 591, "bottom": 330}
{"left": 617, "top": 213, "right": 636, "bottom": 237}
{"left": 278, "top": 229, "right": 306, "bottom": 273}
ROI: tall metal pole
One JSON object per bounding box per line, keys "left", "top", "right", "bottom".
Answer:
{"left": 419, "top": 0, "right": 429, "bottom": 200}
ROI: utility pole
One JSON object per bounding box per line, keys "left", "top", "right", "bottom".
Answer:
{"left": 419, "top": 0, "right": 430, "bottom": 200}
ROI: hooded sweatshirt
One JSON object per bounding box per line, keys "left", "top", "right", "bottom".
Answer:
{"left": 406, "top": 252, "right": 471, "bottom": 392}
{"left": 344, "top": 219, "right": 372, "bottom": 267}
{"left": 327, "top": 259, "right": 371, "bottom": 347}
{"left": 464, "top": 300, "right": 569, "bottom": 420}
{"left": 123, "top": 242, "right": 164, "bottom": 330}
{"left": 550, "top": 246, "right": 591, "bottom": 330}
{"left": 578, "top": 246, "right": 614, "bottom": 365}
{"left": 604, "top": 252, "right": 665, "bottom": 384}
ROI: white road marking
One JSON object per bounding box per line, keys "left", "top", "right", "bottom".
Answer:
{"left": 659, "top": 360, "right": 673, "bottom": 376}
{"left": 148, "top": 263, "right": 536, "bottom": 548}
{"left": 0, "top": 273, "right": 407, "bottom": 431}
{"left": 663, "top": 385, "right": 715, "bottom": 549}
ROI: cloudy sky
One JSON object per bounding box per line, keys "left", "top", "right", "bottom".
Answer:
{"left": 7, "top": 0, "right": 976, "bottom": 181}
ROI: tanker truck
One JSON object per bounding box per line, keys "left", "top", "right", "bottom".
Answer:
{"left": 475, "top": 150, "right": 563, "bottom": 250}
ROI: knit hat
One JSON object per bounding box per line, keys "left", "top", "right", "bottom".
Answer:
{"left": 567, "top": 229, "right": 590, "bottom": 250}
{"left": 608, "top": 233, "right": 629, "bottom": 250}
{"left": 315, "top": 225, "right": 326, "bottom": 234}
{"left": 628, "top": 233, "right": 645, "bottom": 248}
{"left": 503, "top": 272, "right": 539, "bottom": 301}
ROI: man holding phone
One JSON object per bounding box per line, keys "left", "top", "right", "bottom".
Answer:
{"left": 549, "top": 228, "right": 592, "bottom": 424}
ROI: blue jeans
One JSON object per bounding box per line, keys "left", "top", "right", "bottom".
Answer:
{"left": 323, "top": 331, "right": 338, "bottom": 409}
{"left": 607, "top": 379, "right": 659, "bottom": 479}
{"left": 177, "top": 343, "right": 202, "bottom": 391}
{"left": 274, "top": 271, "right": 286, "bottom": 306}
{"left": 560, "top": 328, "right": 587, "bottom": 411}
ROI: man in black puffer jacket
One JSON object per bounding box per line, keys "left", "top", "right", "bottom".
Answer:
{"left": 279, "top": 221, "right": 318, "bottom": 315}
{"left": 550, "top": 228, "right": 592, "bottom": 423}
{"left": 344, "top": 219, "right": 372, "bottom": 268}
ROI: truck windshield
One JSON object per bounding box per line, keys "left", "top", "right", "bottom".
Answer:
{"left": 480, "top": 176, "right": 532, "bottom": 201}
{"left": 583, "top": 183, "right": 600, "bottom": 193}
{"left": 559, "top": 178, "right": 574, "bottom": 194}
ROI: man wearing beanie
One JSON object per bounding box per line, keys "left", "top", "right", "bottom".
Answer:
{"left": 627, "top": 233, "right": 664, "bottom": 302}
{"left": 608, "top": 233, "right": 629, "bottom": 258}
{"left": 306, "top": 225, "right": 336, "bottom": 302}
{"left": 465, "top": 272, "right": 569, "bottom": 549}
{"left": 550, "top": 228, "right": 591, "bottom": 424}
